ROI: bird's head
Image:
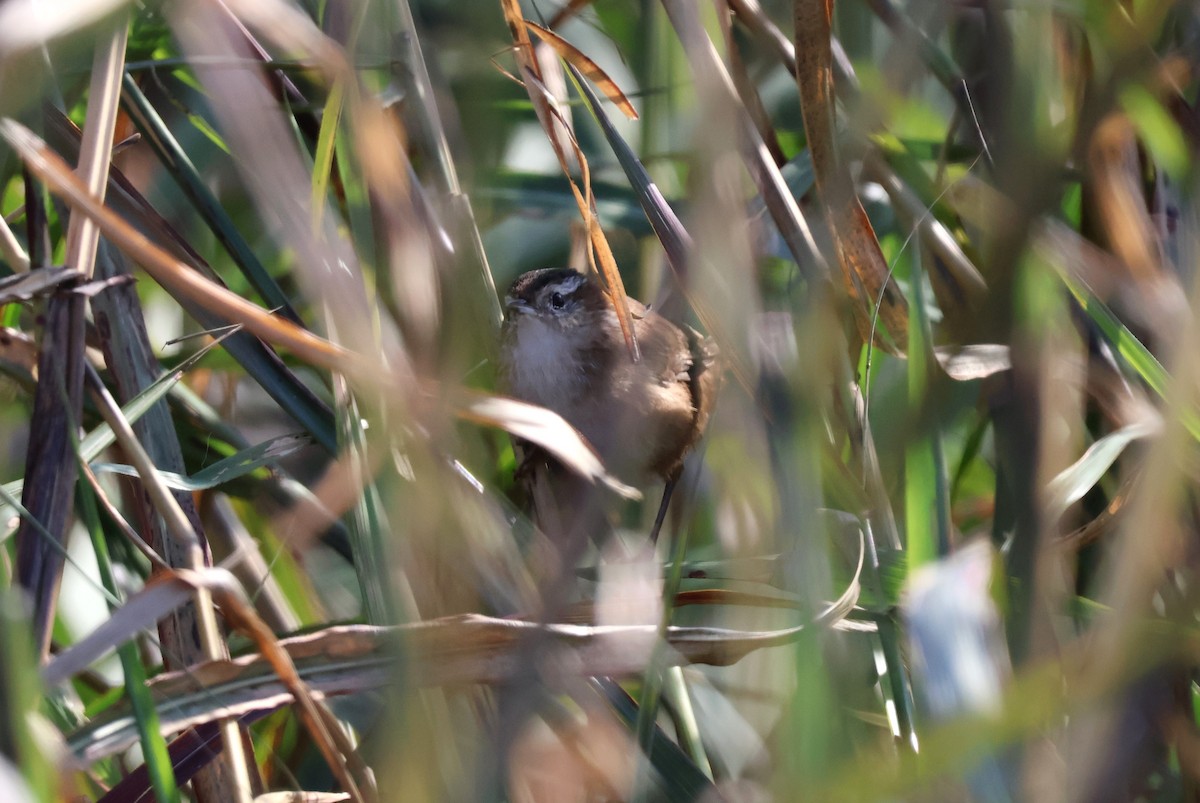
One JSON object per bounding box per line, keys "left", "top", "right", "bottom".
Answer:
{"left": 503, "top": 268, "right": 608, "bottom": 332}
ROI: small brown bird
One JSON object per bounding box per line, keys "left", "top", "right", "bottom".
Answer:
{"left": 499, "top": 268, "right": 719, "bottom": 541}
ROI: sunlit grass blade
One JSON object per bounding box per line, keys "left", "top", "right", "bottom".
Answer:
{"left": 310, "top": 77, "right": 344, "bottom": 231}
{"left": 1045, "top": 420, "right": 1159, "bottom": 516}
{"left": 498, "top": 0, "right": 640, "bottom": 359}
{"left": 1063, "top": 278, "right": 1200, "bottom": 438}
{"left": 903, "top": 238, "right": 948, "bottom": 568}
{"left": 332, "top": 114, "right": 378, "bottom": 274}
{"left": 458, "top": 392, "right": 640, "bottom": 498}
{"left": 90, "top": 433, "right": 311, "bottom": 491}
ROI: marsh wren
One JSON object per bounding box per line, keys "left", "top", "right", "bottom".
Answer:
{"left": 499, "top": 268, "right": 719, "bottom": 493}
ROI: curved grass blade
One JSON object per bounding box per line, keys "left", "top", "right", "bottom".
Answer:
{"left": 567, "top": 60, "right": 757, "bottom": 388}
{"left": 498, "top": 0, "right": 640, "bottom": 359}
{"left": 1045, "top": 420, "right": 1159, "bottom": 517}
{"left": 68, "top": 614, "right": 824, "bottom": 764}
{"left": 90, "top": 433, "right": 311, "bottom": 491}
{"left": 166, "top": 381, "right": 353, "bottom": 561}
{"left": 458, "top": 392, "right": 639, "bottom": 498}
{"left": 310, "top": 77, "right": 345, "bottom": 231}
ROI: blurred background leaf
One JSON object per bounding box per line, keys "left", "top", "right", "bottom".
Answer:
{"left": 0, "top": 1, "right": 1197, "bottom": 801}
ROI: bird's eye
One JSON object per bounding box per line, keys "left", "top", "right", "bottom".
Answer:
{"left": 549, "top": 291, "right": 566, "bottom": 309}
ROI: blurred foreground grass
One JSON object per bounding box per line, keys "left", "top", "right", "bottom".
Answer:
{"left": 0, "top": 0, "right": 1198, "bottom": 801}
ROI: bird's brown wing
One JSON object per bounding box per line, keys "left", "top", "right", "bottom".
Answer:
{"left": 631, "top": 302, "right": 693, "bottom": 387}
{"left": 683, "top": 325, "right": 722, "bottom": 448}
{"left": 629, "top": 305, "right": 727, "bottom": 479}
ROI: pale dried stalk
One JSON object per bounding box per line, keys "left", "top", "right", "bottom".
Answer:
{"left": 84, "top": 368, "right": 256, "bottom": 802}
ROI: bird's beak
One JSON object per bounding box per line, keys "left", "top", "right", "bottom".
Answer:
{"left": 504, "top": 296, "right": 533, "bottom": 315}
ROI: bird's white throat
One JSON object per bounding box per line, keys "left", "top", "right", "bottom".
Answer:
{"left": 505, "top": 314, "right": 591, "bottom": 410}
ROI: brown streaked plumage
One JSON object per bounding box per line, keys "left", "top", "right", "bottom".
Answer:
{"left": 499, "top": 268, "right": 720, "bottom": 486}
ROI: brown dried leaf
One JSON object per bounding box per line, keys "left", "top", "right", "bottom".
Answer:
{"left": 525, "top": 21, "right": 638, "bottom": 120}
{"left": 792, "top": 0, "right": 908, "bottom": 351}
{"left": 1087, "top": 112, "right": 1169, "bottom": 282}
{"left": 70, "top": 614, "right": 826, "bottom": 762}
{"left": 457, "top": 391, "right": 639, "bottom": 499}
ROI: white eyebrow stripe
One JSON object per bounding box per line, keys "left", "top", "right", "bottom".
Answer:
{"left": 557, "top": 273, "right": 587, "bottom": 295}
